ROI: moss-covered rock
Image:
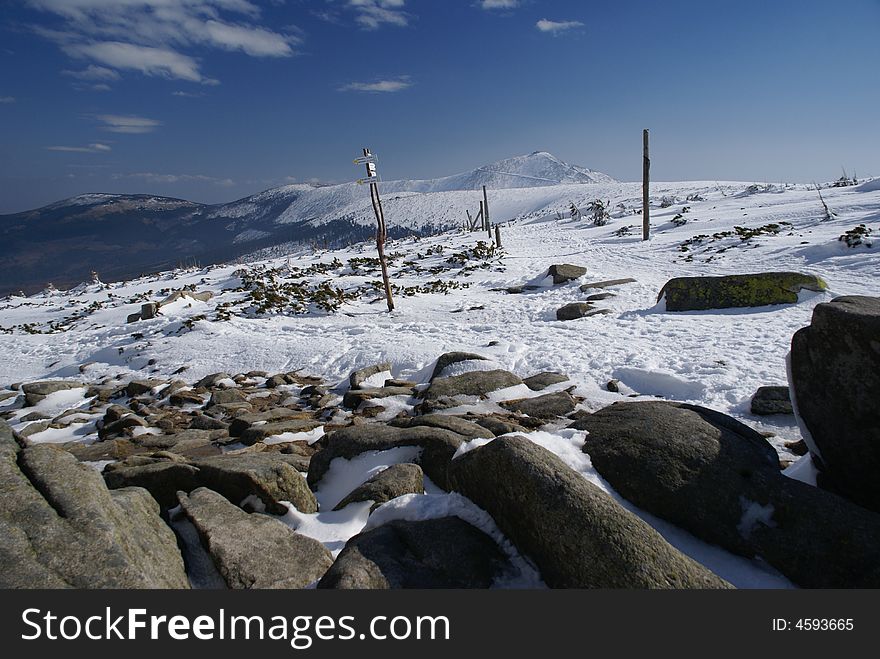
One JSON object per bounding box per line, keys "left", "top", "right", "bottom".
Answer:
{"left": 658, "top": 272, "right": 827, "bottom": 311}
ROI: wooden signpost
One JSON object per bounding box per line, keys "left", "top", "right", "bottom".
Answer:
{"left": 642, "top": 129, "right": 650, "bottom": 241}
{"left": 355, "top": 148, "right": 394, "bottom": 312}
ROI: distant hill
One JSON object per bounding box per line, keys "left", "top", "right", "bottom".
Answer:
{"left": 0, "top": 153, "right": 614, "bottom": 295}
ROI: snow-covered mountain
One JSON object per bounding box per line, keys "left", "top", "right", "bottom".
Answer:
{"left": 0, "top": 152, "right": 614, "bottom": 295}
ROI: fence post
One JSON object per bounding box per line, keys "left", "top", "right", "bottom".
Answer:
{"left": 642, "top": 129, "right": 650, "bottom": 241}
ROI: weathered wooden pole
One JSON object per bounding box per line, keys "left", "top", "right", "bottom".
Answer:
{"left": 494, "top": 224, "right": 502, "bottom": 249}
{"left": 642, "top": 129, "right": 650, "bottom": 241}
{"left": 483, "top": 186, "right": 492, "bottom": 240}
{"left": 360, "top": 148, "right": 394, "bottom": 312}
{"left": 479, "top": 200, "right": 485, "bottom": 232}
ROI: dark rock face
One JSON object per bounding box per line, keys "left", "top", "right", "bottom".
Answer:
{"left": 522, "top": 372, "right": 569, "bottom": 391}
{"left": 349, "top": 362, "right": 392, "bottom": 390}
{"left": 449, "top": 435, "right": 730, "bottom": 589}
{"left": 418, "top": 370, "right": 523, "bottom": 413}
{"left": 178, "top": 488, "right": 332, "bottom": 589}
{"left": 790, "top": 296, "right": 880, "bottom": 512}
{"left": 104, "top": 457, "right": 201, "bottom": 510}
{"left": 500, "top": 391, "right": 577, "bottom": 419}
{"left": 548, "top": 264, "right": 587, "bottom": 284}
{"left": 193, "top": 453, "right": 317, "bottom": 514}
{"left": 317, "top": 517, "right": 506, "bottom": 589}
{"left": 0, "top": 428, "right": 188, "bottom": 588}
{"left": 308, "top": 424, "right": 466, "bottom": 491}
{"left": 750, "top": 386, "right": 793, "bottom": 416}
{"left": 429, "top": 352, "right": 488, "bottom": 381}
{"left": 658, "top": 272, "right": 827, "bottom": 312}
{"left": 333, "top": 463, "right": 425, "bottom": 511}
{"left": 577, "top": 401, "right": 880, "bottom": 588}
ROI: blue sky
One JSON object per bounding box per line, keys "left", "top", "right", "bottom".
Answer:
{"left": 1, "top": 0, "right": 879, "bottom": 213}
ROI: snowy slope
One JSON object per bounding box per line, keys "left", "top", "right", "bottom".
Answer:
{"left": 2, "top": 175, "right": 878, "bottom": 589}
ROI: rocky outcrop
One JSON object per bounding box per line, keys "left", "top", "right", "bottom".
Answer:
{"left": 579, "top": 277, "right": 637, "bottom": 291}
{"left": 0, "top": 427, "right": 188, "bottom": 588}
{"left": 449, "top": 435, "right": 730, "bottom": 588}
{"left": 429, "top": 352, "right": 488, "bottom": 381}
{"left": 790, "top": 296, "right": 880, "bottom": 512}
{"left": 318, "top": 517, "right": 506, "bottom": 589}
{"left": 389, "top": 414, "right": 494, "bottom": 440}
{"left": 21, "top": 381, "right": 83, "bottom": 406}
{"left": 658, "top": 272, "right": 827, "bottom": 312}
{"left": 349, "top": 362, "right": 392, "bottom": 390}
{"left": 556, "top": 302, "right": 606, "bottom": 321}
{"left": 333, "top": 463, "right": 424, "bottom": 511}
{"left": 178, "top": 488, "right": 332, "bottom": 589}
{"left": 577, "top": 401, "right": 880, "bottom": 588}
{"left": 417, "top": 370, "right": 523, "bottom": 413}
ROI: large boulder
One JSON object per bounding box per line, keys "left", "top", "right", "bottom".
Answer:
{"left": 790, "top": 296, "right": 880, "bottom": 511}
{"left": 239, "top": 418, "right": 322, "bottom": 445}
{"left": 308, "top": 424, "right": 466, "bottom": 491}
{"left": 0, "top": 427, "right": 188, "bottom": 588}
{"left": 228, "top": 408, "right": 308, "bottom": 437}
{"left": 104, "top": 456, "right": 201, "bottom": 509}
{"left": 333, "top": 463, "right": 425, "bottom": 511}
{"left": 342, "top": 386, "right": 414, "bottom": 410}
{"left": 193, "top": 453, "right": 317, "bottom": 514}
{"left": 577, "top": 401, "right": 880, "bottom": 588}
{"left": 418, "top": 370, "right": 523, "bottom": 413}
{"left": 556, "top": 302, "right": 603, "bottom": 321}
{"left": 449, "top": 435, "right": 730, "bottom": 588}
{"left": 548, "top": 264, "right": 587, "bottom": 284}
{"left": 317, "top": 517, "right": 506, "bottom": 589}
{"left": 178, "top": 488, "right": 332, "bottom": 589}
{"left": 658, "top": 272, "right": 827, "bottom": 311}
{"left": 389, "top": 414, "right": 494, "bottom": 440}
{"left": 522, "top": 372, "right": 569, "bottom": 391}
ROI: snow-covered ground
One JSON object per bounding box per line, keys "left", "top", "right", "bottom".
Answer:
{"left": 1, "top": 176, "right": 878, "bottom": 588}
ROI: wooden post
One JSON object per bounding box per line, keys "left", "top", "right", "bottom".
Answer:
{"left": 642, "top": 129, "right": 650, "bottom": 241}
{"left": 466, "top": 209, "right": 473, "bottom": 231}
{"left": 482, "top": 185, "right": 491, "bottom": 239}
{"left": 494, "top": 224, "right": 502, "bottom": 249}
{"left": 362, "top": 148, "right": 394, "bottom": 312}
{"left": 479, "top": 200, "right": 485, "bottom": 232}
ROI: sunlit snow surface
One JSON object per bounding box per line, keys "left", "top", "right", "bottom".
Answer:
{"left": 2, "top": 177, "right": 878, "bottom": 588}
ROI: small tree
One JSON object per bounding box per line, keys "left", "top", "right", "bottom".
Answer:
{"left": 569, "top": 202, "right": 581, "bottom": 222}
{"left": 588, "top": 199, "right": 610, "bottom": 226}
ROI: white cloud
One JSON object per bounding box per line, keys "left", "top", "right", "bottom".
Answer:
{"left": 96, "top": 114, "right": 162, "bottom": 134}
{"left": 339, "top": 76, "right": 412, "bottom": 93}
{"left": 26, "top": 0, "right": 297, "bottom": 84}
{"left": 480, "top": 0, "right": 518, "bottom": 9}
{"left": 346, "top": 0, "right": 409, "bottom": 30}
{"left": 46, "top": 143, "right": 112, "bottom": 153}
{"left": 116, "top": 172, "right": 235, "bottom": 186}
{"left": 0, "top": 96, "right": 15, "bottom": 104}
{"left": 62, "top": 64, "right": 120, "bottom": 81}
{"left": 536, "top": 19, "right": 584, "bottom": 34}
{"left": 172, "top": 90, "right": 205, "bottom": 97}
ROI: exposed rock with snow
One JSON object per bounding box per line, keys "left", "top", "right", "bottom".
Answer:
{"left": 450, "top": 435, "right": 730, "bottom": 588}
{"left": 349, "top": 362, "right": 392, "bottom": 390}
{"left": 417, "top": 369, "right": 523, "bottom": 413}
{"left": 750, "top": 386, "right": 793, "bottom": 415}
{"left": 658, "top": 272, "right": 827, "bottom": 312}
{"left": 342, "top": 386, "right": 414, "bottom": 410}
{"left": 556, "top": 302, "right": 599, "bottom": 321}
{"left": 389, "top": 414, "right": 494, "bottom": 440}
{"left": 193, "top": 453, "right": 318, "bottom": 514}
{"left": 228, "top": 408, "right": 307, "bottom": 436}
{"left": 577, "top": 401, "right": 880, "bottom": 588}
{"left": 429, "top": 352, "right": 488, "bottom": 381}
{"left": 333, "top": 463, "right": 424, "bottom": 512}
{"left": 317, "top": 517, "right": 506, "bottom": 589}
{"left": 239, "top": 417, "right": 322, "bottom": 445}
{"left": 308, "top": 424, "right": 466, "bottom": 491}
{"left": 522, "top": 372, "right": 569, "bottom": 391}
{"left": 0, "top": 428, "right": 188, "bottom": 588}
{"left": 579, "top": 278, "right": 637, "bottom": 291}
{"left": 500, "top": 390, "right": 577, "bottom": 419}
{"left": 548, "top": 264, "right": 587, "bottom": 284}
{"left": 178, "top": 487, "right": 332, "bottom": 589}
{"left": 21, "top": 380, "right": 83, "bottom": 406}
{"left": 790, "top": 296, "right": 880, "bottom": 512}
